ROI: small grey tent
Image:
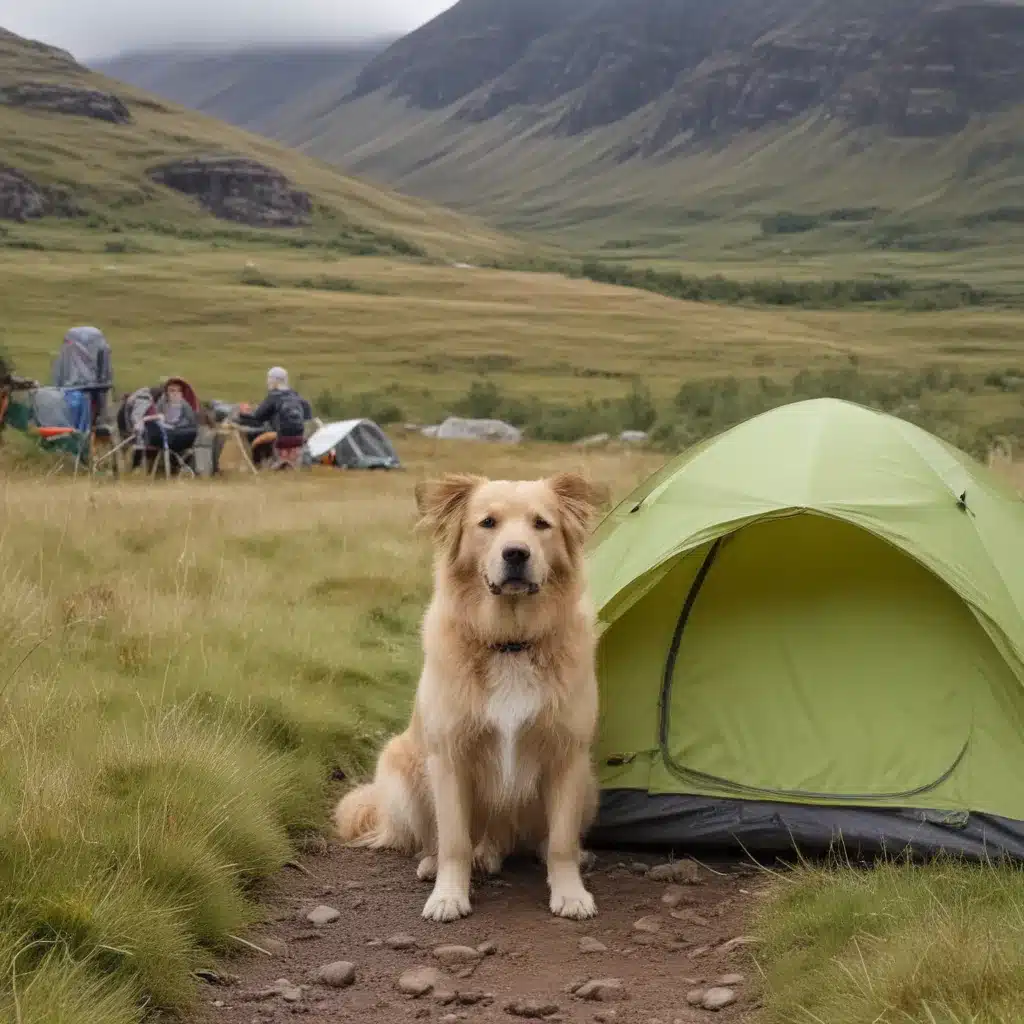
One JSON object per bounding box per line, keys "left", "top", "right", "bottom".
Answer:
{"left": 305, "top": 419, "right": 401, "bottom": 469}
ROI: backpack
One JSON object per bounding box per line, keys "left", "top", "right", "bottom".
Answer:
{"left": 276, "top": 390, "right": 305, "bottom": 436}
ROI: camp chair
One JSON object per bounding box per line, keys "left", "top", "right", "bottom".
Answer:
{"left": 5, "top": 385, "right": 120, "bottom": 477}
{"left": 123, "top": 378, "right": 201, "bottom": 479}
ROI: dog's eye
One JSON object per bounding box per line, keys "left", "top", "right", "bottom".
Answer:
{"left": 534, "top": 516, "right": 552, "bottom": 530}
{"left": 479, "top": 516, "right": 497, "bottom": 529}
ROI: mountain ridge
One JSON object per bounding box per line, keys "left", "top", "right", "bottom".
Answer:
{"left": 95, "top": 0, "right": 1024, "bottom": 254}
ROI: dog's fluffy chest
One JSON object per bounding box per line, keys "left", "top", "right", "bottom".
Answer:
{"left": 481, "top": 656, "right": 544, "bottom": 802}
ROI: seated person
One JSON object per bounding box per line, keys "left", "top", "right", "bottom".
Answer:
{"left": 237, "top": 366, "right": 311, "bottom": 468}
{"left": 142, "top": 378, "right": 197, "bottom": 453}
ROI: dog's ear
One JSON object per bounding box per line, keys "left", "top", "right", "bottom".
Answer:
{"left": 415, "top": 474, "right": 484, "bottom": 548}
{"left": 548, "top": 472, "right": 607, "bottom": 541}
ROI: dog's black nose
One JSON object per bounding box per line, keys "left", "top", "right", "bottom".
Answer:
{"left": 502, "top": 545, "right": 531, "bottom": 566}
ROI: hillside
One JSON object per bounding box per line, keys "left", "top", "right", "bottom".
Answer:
{"left": 0, "top": 28, "right": 516, "bottom": 261}
{"left": 96, "top": 0, "right": 1024, "bottom": 258}
{"left": 97, "top": 41, "right": 389, "bottom": 140}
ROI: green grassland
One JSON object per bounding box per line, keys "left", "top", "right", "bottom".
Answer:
{"left": 0, "top": 444, "right": 658, "bottom": 1024}
{"left": 0, "top": 29, "right": 521, "bottom": 265}
{"left": 3, "top": 238, "right": 1024, "bottom": 456}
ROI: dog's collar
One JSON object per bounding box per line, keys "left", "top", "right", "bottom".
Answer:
{"left": 489, "top": 641, "right": 533, "bottom": 654}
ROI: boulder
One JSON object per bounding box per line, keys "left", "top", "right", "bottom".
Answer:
{"left": 618, "top": 430, "right": 649, "bottom": 445}
{"left": 435, "top": 416, "right": 522, "bottom": 443}
{"left": 147, "top": 156, "right": 312, "bottom": 227}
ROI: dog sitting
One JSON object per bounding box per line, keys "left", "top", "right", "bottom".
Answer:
{"left": 335, "top": 472, "right": 603, "bottom": 922}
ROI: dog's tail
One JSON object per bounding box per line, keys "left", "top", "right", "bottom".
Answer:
{"left": 333, "top": 782, "right": 385, "bottom": 846}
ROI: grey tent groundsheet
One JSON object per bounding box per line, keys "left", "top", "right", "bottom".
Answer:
{"left": 590, "top": 791, "right": 1024, "bottom": 861}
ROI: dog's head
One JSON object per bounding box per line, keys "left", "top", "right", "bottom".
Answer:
{"left": 415, "top": 472, "right": 605, "bottom": 598}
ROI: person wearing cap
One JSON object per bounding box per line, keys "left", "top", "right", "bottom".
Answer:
{"left": 238, "top": 366, "right": 312, "bottom": 468}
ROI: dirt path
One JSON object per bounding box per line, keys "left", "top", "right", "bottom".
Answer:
{"left": 195, "top": 844, "right": 764, "bottom": 1024}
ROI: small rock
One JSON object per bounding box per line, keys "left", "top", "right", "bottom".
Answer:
{"left": 685, "top": 989, "right": 704, "bottom": 1006}
{"left": 434, "top": 945, "right": 482, "bottom": 967}
{"left": 715, "top": 973, "right": 744, "bottom": 986}
{"left": 440, "top": 1015, "right": 464, "bottom": 1024}
{"left": 633, "top": 916, "right": 662, "bottom": 934}
{"left": 594, "top": 1013, "right": 618, "bottom": 1023}
{"left": 320, "top": 885, "right": 335, "bottom": 895}
{"left": 477, "top": 939, "right": 499, "bottom": 956}
{"left": 292, "top": 930, "right": 323, "bottom": 942}
{"left": 397, "top": 966, "right": 446, "bottom": 997}
{"left": 647, "top": 861, "right": 702, "bottom": 884}
{"left": 276, "top": 979, "right": 302, "bottom": 1003}
{"left": 387, "top": 933, "right": 419, "bottom": 950}
{"left": 434, "top": 989, "right": 457, "bottom": 1005}
{"left": 578, "top": 936, "right": 607, "bottom": 954}
{"left": 573, "top": 978, "right": 626, "bottom": 1002}
{"left": 687, "top": 945, "right": 712, "bottom": 959}
{"left": 505, "top": 998, "right": 561, "bottom": 1018}
{"left": 701, "top": 988, "right": 737, "bottom": 1011}
{"left": 630, "top": 862, "right": 649, "bottom": 875}
{"left": 719, "top": 936, "right": 760, "bottom": 954}
{"left": 580, "top": 850, "right": 598, "bottom": 872}
{"left": 305, "top": 905, "right": 340, "bottom": 927}
{"left": 457, "top": 991, "right": 487, "bottom": 1005}
{"left": 662, "top": 886, "right": 693, "bottom": 909}
{"left": 343, "top": 880, "right": 364, "bottom": 890}
{"left": 671, "top": 909, "right": 710, "bottom": 927}
{"left": 212, "top": 1000, "right": 225, "bottom": 1008}
{"left": 366, "top": 938, "right": 383, "bottom": 947}
{"left": 315, "top": 961, "right": 356, "bottom": 988}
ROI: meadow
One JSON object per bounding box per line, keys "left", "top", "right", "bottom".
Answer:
{"left": 3, "top": 231, "right": 1024, "bottom": 457}
{"left": 2, "top": 227, "right": 1023, "bottom": 1024}
{"left": 1, "top": 438, "right": 1022, "bottom": 1024}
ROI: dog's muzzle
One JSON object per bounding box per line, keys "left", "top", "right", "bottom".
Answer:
{"left": 488, "top": 544, "right": 540, "bottom": 596}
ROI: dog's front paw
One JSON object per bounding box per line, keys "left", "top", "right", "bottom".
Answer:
{"left": 422, "top": 887, "right": 472, "bottom": 922}
{"left": 473, "top": 840, "right": 504, "bottom": 877}
{"left": 550, "top": 887, "right": 597, "bottom": 920}
{"left": 416, "top": 855, "right": 437, "bottom": 881}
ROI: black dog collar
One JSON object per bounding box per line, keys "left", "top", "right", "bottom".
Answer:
{"left": 490, "top": 641, "right": 532, "bottom": 654}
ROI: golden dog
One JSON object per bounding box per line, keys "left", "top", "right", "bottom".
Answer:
{"left": 335, "top": 472, "right": 603, "bottom": 922}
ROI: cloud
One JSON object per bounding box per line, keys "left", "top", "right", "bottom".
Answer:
{"left": 0, "top": 0, "right": 453, "bottom": 58}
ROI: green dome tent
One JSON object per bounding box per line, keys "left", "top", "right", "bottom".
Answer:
{"left": 586, "top": 398, "right": 1024, "bottom": 859}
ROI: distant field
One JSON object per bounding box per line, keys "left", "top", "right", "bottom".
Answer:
{"left": 4, "top": 235, "right": 1024, "bottom": 450}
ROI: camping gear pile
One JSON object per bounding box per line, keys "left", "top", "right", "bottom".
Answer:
{"left": 1, "top": 327, "right": 120, "bottom": 475}
{"left": 587, "top": 397, "right": 1024, "bottom": 861}
{"left": 1, "top": 330, "right": 404, "bottom": 478}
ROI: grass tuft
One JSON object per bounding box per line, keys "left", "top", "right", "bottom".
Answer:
{"left": 754, "top": 857, "right": 1024, "bottom": 1024}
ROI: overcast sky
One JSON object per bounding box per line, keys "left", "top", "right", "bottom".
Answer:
{"left": 0, "top": 0, "right": 453, "bottom": 59}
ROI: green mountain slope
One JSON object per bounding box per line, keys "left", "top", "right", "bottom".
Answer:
{"left": 0, "top": 28, "right": 517, "bottom": 261}
{"left": 95, "top": 0, "right": 1024, "bottom": 259}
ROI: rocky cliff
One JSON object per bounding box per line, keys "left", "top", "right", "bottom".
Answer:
{"left": 346, "top": 0, "right": 1024, "bottom": 148}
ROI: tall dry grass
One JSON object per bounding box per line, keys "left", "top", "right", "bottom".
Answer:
{"left": 754, "top": 857, "right": 1024, "bottom": 1023}
{"left": 0, "top": 442, "right": 659, "bottom": 1023}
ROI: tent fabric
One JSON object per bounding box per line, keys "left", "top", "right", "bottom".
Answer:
{"left": 51, "top": 326, "right": 113, "bottom": 390}
{"left": 586, "top": 398, "right": 1024, "bottom": 859}
{"left": 306, "top": 419, "right": 400, "bottom": 469}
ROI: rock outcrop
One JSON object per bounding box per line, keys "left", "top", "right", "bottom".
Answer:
{"left": 0, "top": 81, "right": 132, "bottom": 124}
{"left": 0, "top": 165, "right": 47, "bottom": 221}
{"left": 147, "top": 157, "right": 312, "bottom": 227}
